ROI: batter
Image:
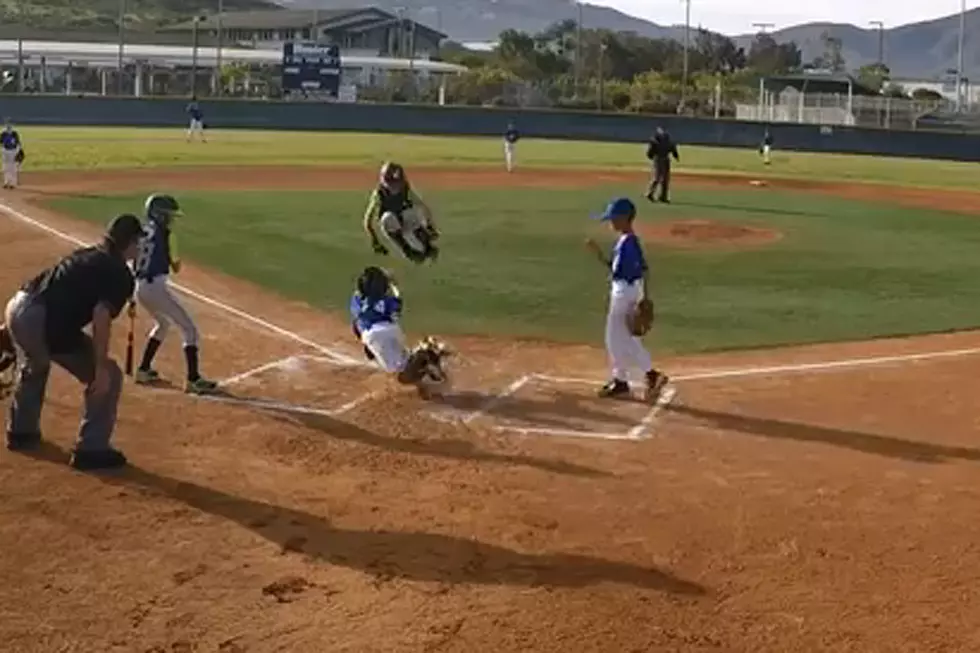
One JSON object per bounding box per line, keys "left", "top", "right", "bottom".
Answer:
{"left": 133, "top": 193, "right": 218, "bottom": 394}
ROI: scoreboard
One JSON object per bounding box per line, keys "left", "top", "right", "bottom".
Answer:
{"left": 281, "top": 42, "right": 342, "bottom": 100}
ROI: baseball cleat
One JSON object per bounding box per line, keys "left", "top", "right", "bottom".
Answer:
{"left": 185, "top": 377, "right": 219, "bottom": 395}
{"left": 134, "top": 368, "right": 161, "bottom": 385}
{"left": 644, "top": 370, "right": 676, "bottom": 405}
{"left": 598, "top": 379, "right": 631, "bottom": 399}
{"left": 69, "top": 447, "right": 128, "bottom": 471}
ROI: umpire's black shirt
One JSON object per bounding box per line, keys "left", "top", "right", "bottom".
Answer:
{"left": 647, "top": 133, "right": 680, "bottom": 164}
{"left": 22, "top": 245, "right": 134, "bottom": 353}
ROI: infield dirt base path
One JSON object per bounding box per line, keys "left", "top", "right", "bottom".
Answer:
{"left": 1, "top": 166, "right": 979, "bottom": 652}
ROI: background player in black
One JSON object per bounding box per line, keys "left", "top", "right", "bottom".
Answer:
{"left": 3, "top": 214, "right": 142, "bottom": 470}
{"left": 645, "top": 127, "right": 680, "bottom": 203}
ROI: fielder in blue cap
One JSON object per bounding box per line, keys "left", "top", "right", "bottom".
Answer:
{"left": 586, "top": 197, "right": 673, "bottom": 403}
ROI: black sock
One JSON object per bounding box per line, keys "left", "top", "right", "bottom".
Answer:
{"left": 184, "top": 345, "right": 200, "bottom": 381}
{"left": 139, "top": 338, "right": 162, "bottom": 371}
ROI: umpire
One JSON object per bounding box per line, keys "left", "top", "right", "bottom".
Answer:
{"left": 4, "top": 214, "right": 143, "bottom": 470}
{"left": 645, "top": 126, "right": 680, "bottom": 203}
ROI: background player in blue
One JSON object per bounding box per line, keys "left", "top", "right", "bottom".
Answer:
{"left": 186, "top": 98, "right": 206, "bottom": 143}
{"left": 586, "top": 197, "right": 673, "bottom": 403}
{"left": 504, "top": 121, "right": 520, "bottom": 173}
{"left": 1, "top": 118, "right": 23, "bottom": 189}
{"left": 350, "top": 266, "right": 450, "bottom": 395}
{"left": 133, "top": 193, "right": 218, "bottom": 394}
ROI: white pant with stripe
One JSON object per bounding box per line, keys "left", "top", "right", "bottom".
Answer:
{"left": 605, "top": 280, "right": 652, "bottom": 381}
{"left": 135, "top": 276, "right": 199, "bottom": 346}
{"left": 361, "top": 321, "right": 408, "bottom": 373}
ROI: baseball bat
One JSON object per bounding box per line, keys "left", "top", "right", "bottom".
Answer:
{"left": 124, "top": 302, "right": 135, "bottom": 376}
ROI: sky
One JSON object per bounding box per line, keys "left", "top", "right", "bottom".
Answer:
{"left": 587, "top": 0, "right": 979, "bottom": 34}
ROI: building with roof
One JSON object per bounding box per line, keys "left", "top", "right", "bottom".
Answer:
{"left": 160, "top": 7, "right": 445, "bottom": 59}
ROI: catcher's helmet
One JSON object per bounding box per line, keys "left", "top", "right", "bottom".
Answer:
{"left": 145, "top": 193, "right": 183, "bottom": 224}
{"left": 379, "top": 161, "right": 406, "bottom": 188}
{"left": 357, "top": 266, "right": 391, "bottom": 300}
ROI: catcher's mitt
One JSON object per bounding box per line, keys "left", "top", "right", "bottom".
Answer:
{"left": 626, "top": 298, "right": 654, "bottom": 336}
{"left": 15, "top": 149, "right": 24, "bottom": 164}
{"left": 0, "top": 324, "right": 17, "bottom": 396}
{"left": 398, "top": 336, "right": 452, "bottom": 396}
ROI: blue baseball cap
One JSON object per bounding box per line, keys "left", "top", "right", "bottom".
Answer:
{"left": 594, "top": 197, "right": 636, "bottom": 221}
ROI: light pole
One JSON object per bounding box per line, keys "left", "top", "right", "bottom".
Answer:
{"left": 597, "top": 40, "right": 608, "bottom": 111}
{"left": 216, "top": 0, "right": 224, "bottom": 97}
{"left": 116, "top": 0, "right": 125, "bottom": 95}
{"left": 681, "top": 0, "right": 691, "bottom": 108}
{"left": 574, "top": 0, "right": 583, "bottom": 97}
{"left": 869, "top": 20, "right": 884, "bottom": 66}
{"left": 191, "top": 16, "right": 201, "bottom": 97}
{"left": 956, "top": 0, "right": 966, "bottom": 112}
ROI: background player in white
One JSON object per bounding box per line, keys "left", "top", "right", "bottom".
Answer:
{"left": 1, "top": 119, "right": 23, "bottom": 189}
{"left": 760, "top": 128, "right": 773, "bottom": 165}
{"left": 349, "top": 266, "right": 450, "bottom": 396}
{"left": 586, "top": 197, "right": 673, "bottom": 403}
{"left": 504, "top": 122, "right": 520, "bottom": 173}
{"left": 133, "top": 193, "right": 217, "bottom": 394}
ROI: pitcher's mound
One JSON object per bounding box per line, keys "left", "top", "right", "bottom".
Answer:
{"left": 639, "top": 220, "right": 782, "bottom": 249}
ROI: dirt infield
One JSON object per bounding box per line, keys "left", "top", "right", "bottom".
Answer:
{"left": 637, "top": 219, "right": 783, "bottom": 249}
{"left": 2, "top": 167, "right": 980, "bottom": 652}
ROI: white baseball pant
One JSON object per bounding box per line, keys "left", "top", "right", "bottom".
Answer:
{"left": 2, "top": 149, "right": 19, "bottom": 187}
{"left": 361, "top": 321, "right": 408, "bottom": 373}
{"left": 504, "top": 141, "right": 515, "bottom": 172}
{"left": 187, "top": 119, "right": 206, "bottom": 141}
{"left": 762, "top": 144, "right": 772, "bottom": 163}
{"left": 605, "top": 280, "right": 652, "bottom": 380}
{"left": 135, "top": 277, "right": 199, "bottom": 346}
{"left": 380, "top": 209, "right": 426, "bottom": 253}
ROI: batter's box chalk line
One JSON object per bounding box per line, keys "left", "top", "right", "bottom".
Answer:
{"left": 211, "top": 354, "right": 377, "bottom": 419}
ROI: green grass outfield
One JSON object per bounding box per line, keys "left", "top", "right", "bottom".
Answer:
{"left": 17, "top": 126, "right": 980, "bottom": 190}
{"left": 49, "top": 183, "right": 980, "bottom": 354}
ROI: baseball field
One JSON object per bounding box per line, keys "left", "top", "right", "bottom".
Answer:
{"left": 2, "top": 126, "right": 979, "bottom": 652}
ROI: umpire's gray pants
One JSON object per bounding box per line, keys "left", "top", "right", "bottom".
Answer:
{"left": 4, "top": 291, "right": 123, "bottom": 451}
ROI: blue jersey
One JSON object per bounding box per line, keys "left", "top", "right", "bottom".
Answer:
{"left": 1, "top": 129, "right": 20, "bottom": 151}
{"left": 610, "top": 233, "right": 647, "bottom": 283}
{"left": 134, "top": 219, "right": 174, "bottom": 281}
{"left": 504, "top": 128, "right": 520, "bottom": 144}
{"left": 350, "top": 291, "right": 402, "bottom": 333}
{"left": 187, "top": 103, "right": 203, "bottom": 120}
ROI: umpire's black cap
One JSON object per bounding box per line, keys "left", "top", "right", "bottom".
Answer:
{"left": 105, "top": 213, "right": 144, "bottom": 249}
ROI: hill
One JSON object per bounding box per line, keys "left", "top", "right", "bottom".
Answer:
{"left": 276, "top": 0, "right": 688, "bottom": 43}
{"left": 0, "top": 0, "right": 278, "bottom": 30}
{"left": 733, "top": 8, "right": 980, "bottom": 78}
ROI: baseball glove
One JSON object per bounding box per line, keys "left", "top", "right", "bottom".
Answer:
{"left": 626, "top": 298, "right": 654, "bottom": 336}
{"left": 0, "top": 324, "right": 17, "bottom": 396}
{"left": 15, "top": 149, "right": 24, "bottom": 164}
{"left": 398, "top": 336, "right": 452, "bottom": 396}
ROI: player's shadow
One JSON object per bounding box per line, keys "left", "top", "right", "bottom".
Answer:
{"left": 669, "top": 404, "right": 980, "bottom": 464}
{"left": 265, "top": 408, "right": 610, "bottom": 478}
{"left": 435, "top": 389, "right": 642, "bottom": 430}
{"left": 674, "top": 198, "right": 828, "bottom": 219}
{"left": 22, "top": 443, "right": 705, "bottom": 596}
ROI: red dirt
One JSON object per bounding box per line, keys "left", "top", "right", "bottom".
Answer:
{"left": 2, "top": 165, "right": 980, "bottom": 652}
{"left": 638, "top": 219, "right": 782, "bottom": 249}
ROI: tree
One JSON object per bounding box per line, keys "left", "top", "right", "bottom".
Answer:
{"left": 808, "top": 31, "right": 846, "bottom": 73}
{"left": 691, "top": 28, "right": 746, "bottom": 75}
{"left": 747, "top": 33, "right": 802, "bottom": 75}
{"left": 856, "top": 62, "right": 890, "bottom": 93}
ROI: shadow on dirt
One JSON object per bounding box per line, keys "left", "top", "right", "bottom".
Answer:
{"left": 266, "top": 408, "right": 611, "bottom": 479}
{"left": 669, "top": 404, "right": 980, "bottom": 464}
{"left": 435, "top": 389, "right": 643, "bottom": 430}
{"left": 21, "top": 442, "right": 706, "bottom": 596}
